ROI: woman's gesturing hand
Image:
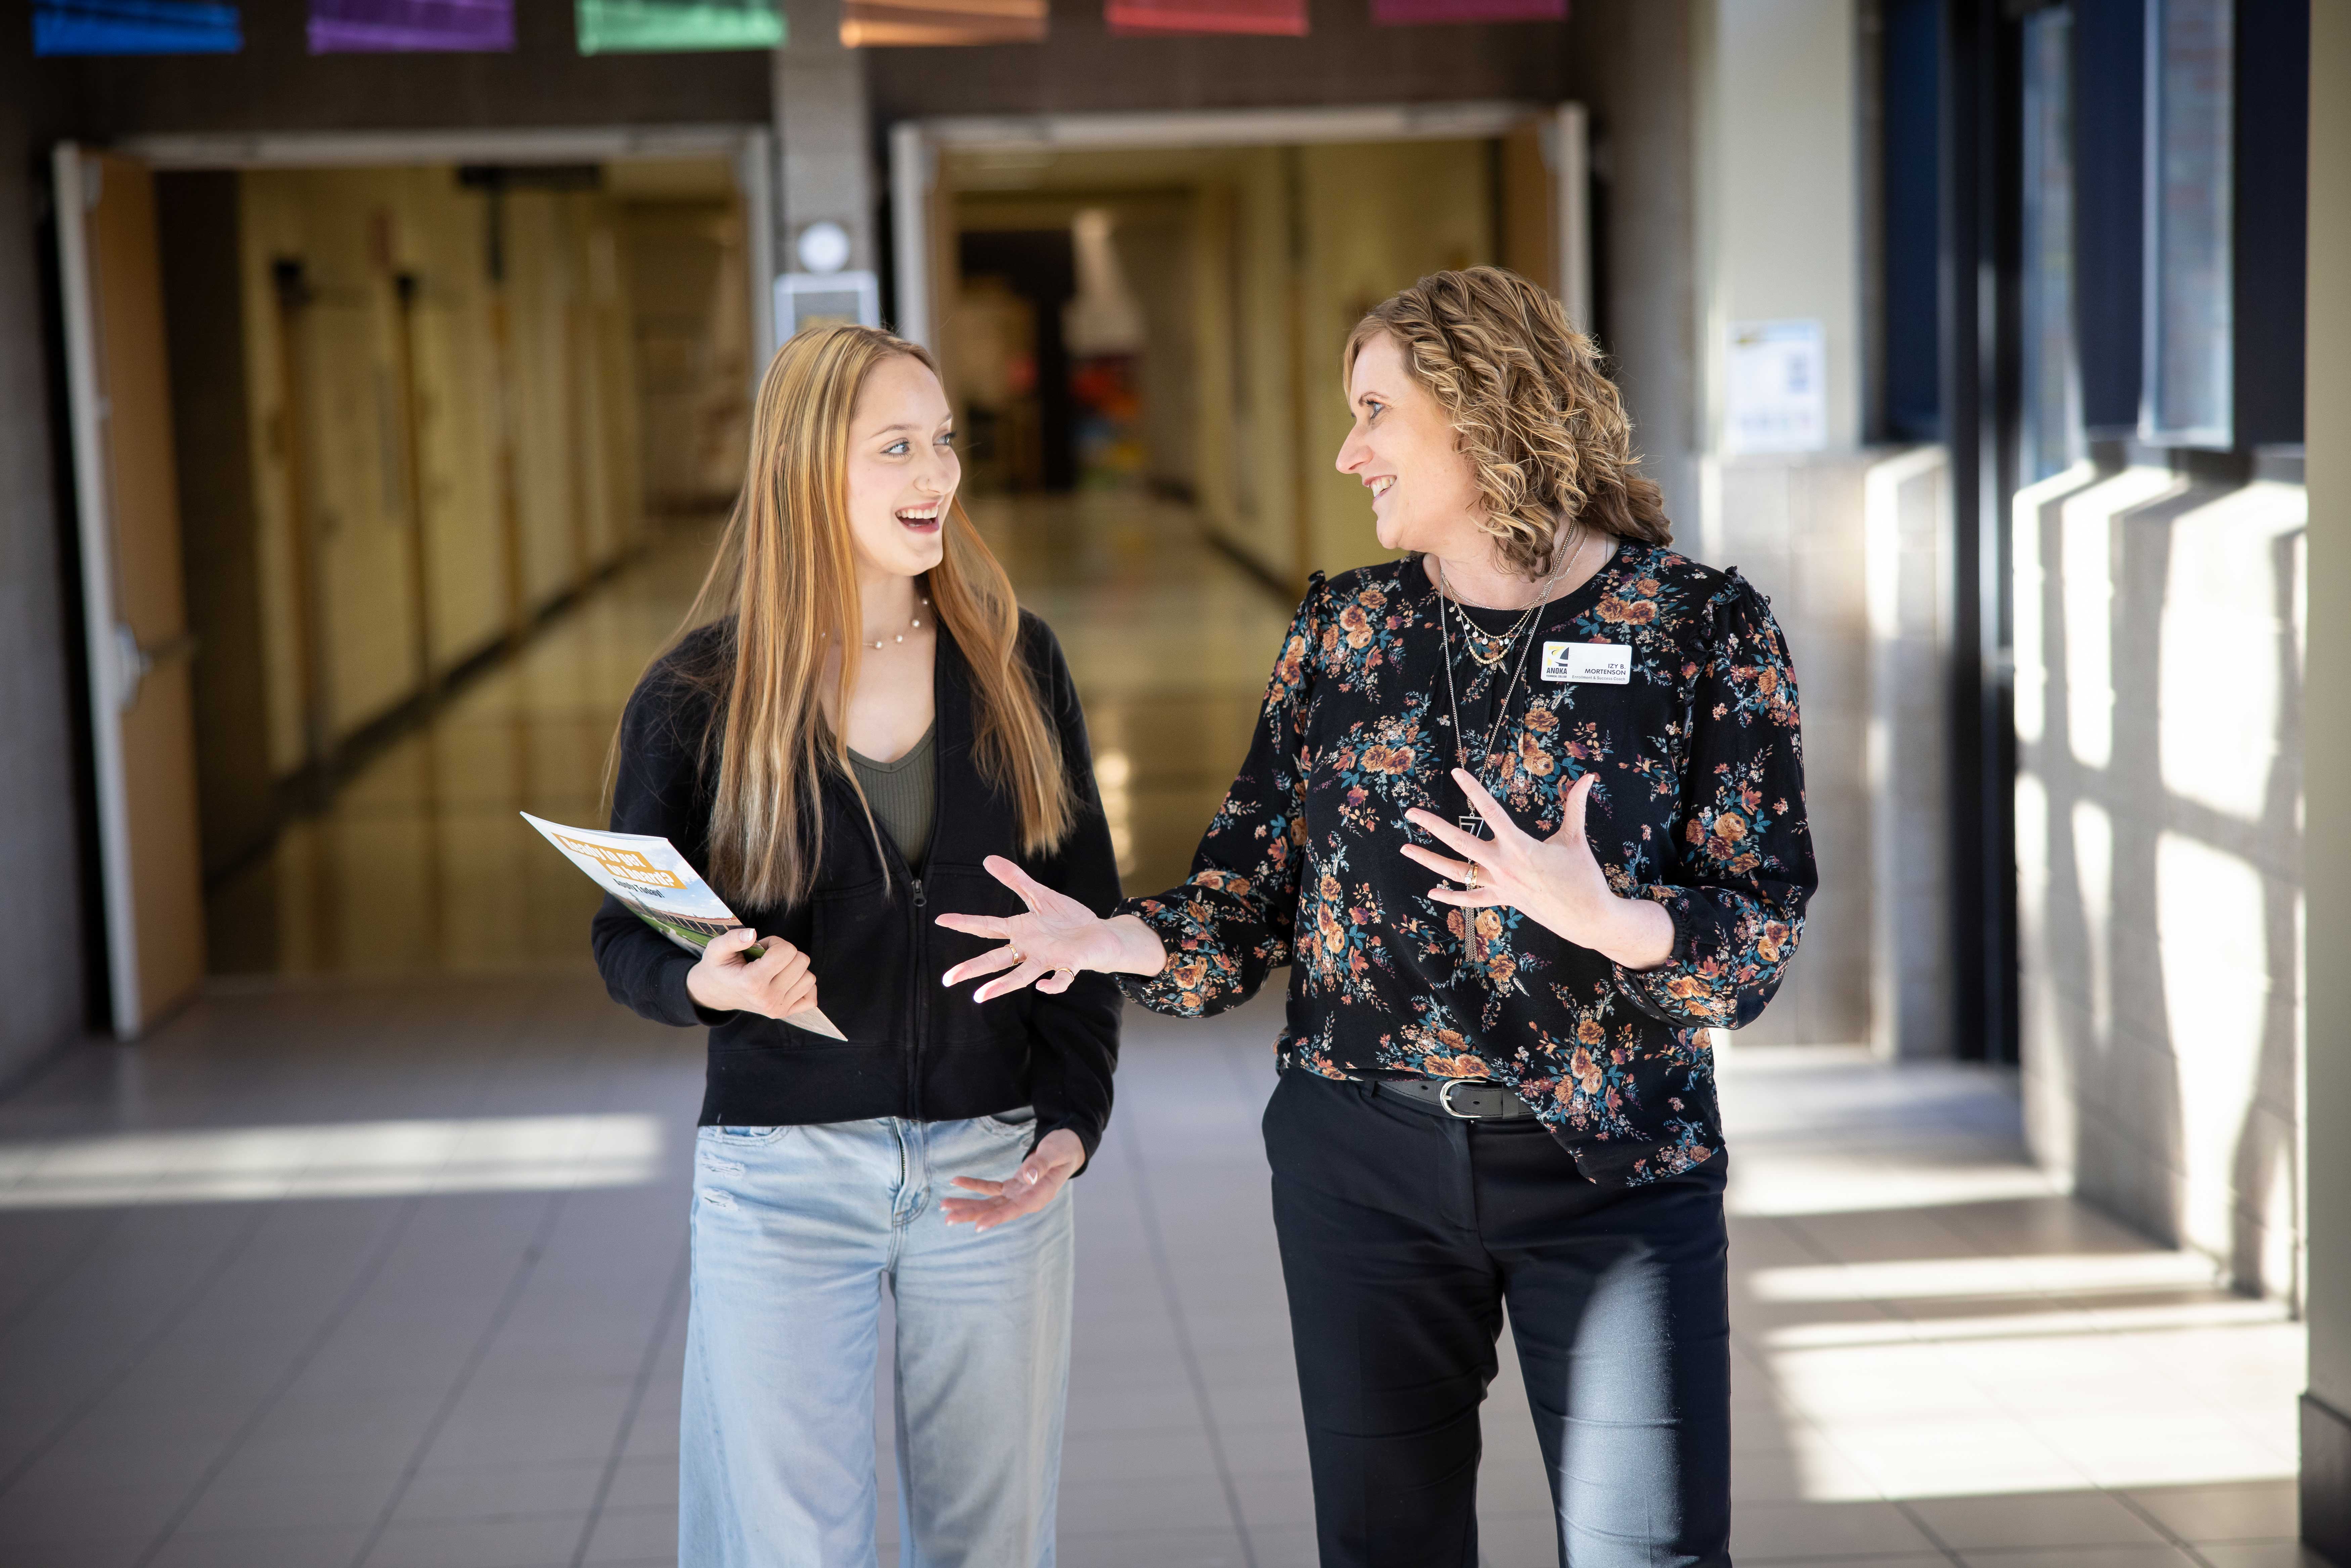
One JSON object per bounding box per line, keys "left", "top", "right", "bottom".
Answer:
{"left": 941, "top": 1127, "right": 1085, "bottom": 1233}
{"left": 684, "top": 926, "right": 820, "bottom": 1019}
{"left": 1402, "top": 768, "right": 1676, "bottom": 972}
{"left": 935, "top": 855, "right": 1166, "bottom": 1001}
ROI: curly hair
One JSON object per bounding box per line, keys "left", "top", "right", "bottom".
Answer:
{"left": 1344, "top": 266, "right": 1670, "bottom": 576}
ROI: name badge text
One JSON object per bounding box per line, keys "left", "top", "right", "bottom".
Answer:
{"left": 1541, "top": 641, "right": 1631, "bottom": 685}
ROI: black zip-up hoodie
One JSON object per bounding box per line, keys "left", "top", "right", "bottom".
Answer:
{"left": 591, "top": 612, "right": 1123, "bottom": 1162}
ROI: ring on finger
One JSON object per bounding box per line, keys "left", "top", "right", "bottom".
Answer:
{"left": 1464, "top": 863, "right": 1479, "bottom": 891}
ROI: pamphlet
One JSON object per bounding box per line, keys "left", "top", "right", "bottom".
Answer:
{"left": 522, "top": 812, "right": 846, "bottom": 1039}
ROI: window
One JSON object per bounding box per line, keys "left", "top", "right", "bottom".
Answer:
{"left": 2141, "top": 0, "right": 2234, "bottom": 447}
{"left": 2020, "top": 7, "right": 2082, "bottom": 480}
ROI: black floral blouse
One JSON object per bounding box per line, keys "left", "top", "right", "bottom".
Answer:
{"left": 1115, "top": 543, "right": 1816, "bottom": 1187}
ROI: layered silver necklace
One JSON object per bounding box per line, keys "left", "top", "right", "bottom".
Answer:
{"left": 1434, "top": 530, "right": 1588, "bottom": 838}
{"left": 1444, "top": 589, "right": 1547, "bottom": 667}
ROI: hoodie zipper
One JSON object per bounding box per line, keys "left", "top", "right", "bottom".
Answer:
{"left": 870, "top": 818, "right": 929, "bottom": 1125}
{"left": 906, "top": 869, "right": 928, "bottom": 1124}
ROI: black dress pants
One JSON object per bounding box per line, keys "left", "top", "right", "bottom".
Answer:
{"left": 1262, "top": 1069, "right": 1732, "bottom": 1568}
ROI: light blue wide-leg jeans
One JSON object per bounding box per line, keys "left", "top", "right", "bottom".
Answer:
{"left": 679, "top": 1112, "right": 1073, "bottom": 1568}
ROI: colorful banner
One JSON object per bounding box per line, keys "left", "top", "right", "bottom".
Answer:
{"left": 841, "top": 0, "right": 1045, "bottom": 46}
{"left": 1371, "top": 0, "right": 1563, "bottom": 23}
{"left": 33, "top": 0, "right": 242, "bottom": 54}
{"left": 576, "top": 0, "right": 783, "bottom": 53}
{"left": 1105, "top": 0, "right": 1304, "bottom": 36}
{"left": 309, "top": 0, "right": 512, "bottom": 51}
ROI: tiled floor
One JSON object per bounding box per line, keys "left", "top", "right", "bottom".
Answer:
{"left": 0, "top": 985, "right": 2313, "bottom": 1568}
{"left": 8, "top": 493, "right": 2313, "bottom": 1566}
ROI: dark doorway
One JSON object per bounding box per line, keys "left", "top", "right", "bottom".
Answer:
{"left": 958, "top": 228, "right": 1077, "bottom": 491}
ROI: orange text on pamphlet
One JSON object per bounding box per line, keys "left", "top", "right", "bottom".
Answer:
{"left": 553, "top": 834, "right": 686, "bottom": 891}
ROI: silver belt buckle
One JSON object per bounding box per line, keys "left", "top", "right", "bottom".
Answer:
{"left": 1438, "top": 1079, "right": 1496, "bottom": 1119}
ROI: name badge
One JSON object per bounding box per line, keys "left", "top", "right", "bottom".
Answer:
{"left": 1542, "top": 641, "right": 1631, "bottom": 685}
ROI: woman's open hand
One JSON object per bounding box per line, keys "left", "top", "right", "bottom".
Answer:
{"left": 936, "top": 856, "right": 1166, "bottom": 1001}
{"left": 1402, "top": 768, "right": 1675, "bottom": 971}
{"left": 941, "top": 1127, "right": 1085, "bottom": 1233}
{"left": 684, "top": 927, "right": 819, "bottom": 1019}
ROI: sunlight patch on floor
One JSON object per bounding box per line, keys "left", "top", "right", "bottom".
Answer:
{"left": 1750, "top": 1249, "right": 2231, "bottom": 1303}
{"left": 0, "top": 1113, "right": 665, "bottom": 1207}
{"left": 1716, "top": 1041, "right": 2304, "bottom": 1512}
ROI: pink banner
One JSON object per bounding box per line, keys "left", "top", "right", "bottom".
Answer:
{"left": 1105, "top": 0, "right": 1305, "bottom": 37}
{"left": 1372, "top": 0, "right": 1564, "bottom": 24}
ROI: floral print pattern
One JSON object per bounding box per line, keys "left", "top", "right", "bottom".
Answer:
{"left": 1117, "top": 545, "right": 1816, "bottom": 1188}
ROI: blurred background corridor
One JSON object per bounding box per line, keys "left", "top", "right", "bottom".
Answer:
{"left": 1, "top": 0, "right": 2346, "bottom": 1564}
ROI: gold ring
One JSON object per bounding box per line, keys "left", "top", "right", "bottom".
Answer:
{"left": 1464, "top": 865, "right": 1479, "bottom": 891}
{"left": 1009, "top": 949, "right": 1025, "bottom": 964}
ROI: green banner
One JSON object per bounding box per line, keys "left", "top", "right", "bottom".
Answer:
{"left": 576, "top": 0, "right": 782, "bottom": 53}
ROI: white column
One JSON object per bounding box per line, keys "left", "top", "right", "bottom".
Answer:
{"left": 2301, "top": 0, "right": 2351, "bottom": 1550}
{"left": 773, "top": 0, "right": 876, "bottom": 275}
{"left": 1685, "top": 0, "right": 1880, "bottom": 1051}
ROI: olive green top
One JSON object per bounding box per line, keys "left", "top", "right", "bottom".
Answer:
{"left": 846, "top": 723, "right": 936, "bottom": 872}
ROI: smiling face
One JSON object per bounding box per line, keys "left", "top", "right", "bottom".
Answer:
{"left": 1335, "top": 330, "right": 1487, "bottom": 559}
{"left": 844, "top": 353, "right": 959, "bottom": 581}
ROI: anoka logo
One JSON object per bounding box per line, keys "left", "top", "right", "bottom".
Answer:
{"left": 1541, "top": 642, "right": 1632, "bottom": 685}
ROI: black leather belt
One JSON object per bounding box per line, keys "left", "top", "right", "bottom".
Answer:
{"left": 1377, "top": 1077, "right": 1539, "bottom": 1120}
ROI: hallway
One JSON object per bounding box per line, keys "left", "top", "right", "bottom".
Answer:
{"left": 202, "top": 491, "right": 1295, "bottom": 978}
{"left": 0, "top": 504, "right": 2312, "bottom": 1567}
{"left": 202, "top": 521, "right": 725, "bottom": 980}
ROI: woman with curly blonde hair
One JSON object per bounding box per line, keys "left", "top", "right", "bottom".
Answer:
{"left": 940, "top": 267, "right": 1814, "bottom": 1566}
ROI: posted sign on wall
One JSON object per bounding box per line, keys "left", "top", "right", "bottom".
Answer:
{"left": 1724, "top": 318, "right": 1827, "bottom": 455}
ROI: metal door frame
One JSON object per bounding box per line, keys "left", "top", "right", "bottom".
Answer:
{"left": 52, "top": 144, "right": 145, "bottom": 1034}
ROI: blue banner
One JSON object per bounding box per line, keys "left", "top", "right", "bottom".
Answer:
{"left": 34, "top": 0, "right": 243, "bottom": 54}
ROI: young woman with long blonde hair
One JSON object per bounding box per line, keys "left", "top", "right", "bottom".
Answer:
{"left": 593, "top": 323, "right": 1121, "bottom": 1567}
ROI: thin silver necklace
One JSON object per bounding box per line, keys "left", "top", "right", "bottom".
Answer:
{"left": 1434, "top": 532, "right": 1587, "bottom": 837}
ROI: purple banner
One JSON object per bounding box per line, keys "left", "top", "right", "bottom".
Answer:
{"left": 309, "top": 0, "right": 512, "bottom": 52}
{"left": 1371, "top": 0, "right": 1564, "bottom": 24}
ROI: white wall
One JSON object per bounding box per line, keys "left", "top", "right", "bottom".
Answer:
{"left": 1702, "top": 452, "right": 1872, "bottom": 1046}
{"left": 1685, "top": 0, "right": 1878, "bottom": 1049}
{"left": 2013, "top": 459, "right": 2307, "bottom": 1300}
{"left": 1865, "top": 447, "right": 1955, "bottom": 1060}
{"left": 1693, "top": 0, "right": 1863, "bottom": 478}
